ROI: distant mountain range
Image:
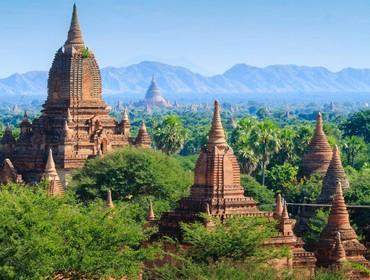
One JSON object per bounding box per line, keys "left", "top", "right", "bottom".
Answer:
{"left": 2, "top": 61, "right": 370, "bottom": 96}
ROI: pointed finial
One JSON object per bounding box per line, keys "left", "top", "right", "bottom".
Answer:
{"left": 282, "top": 201, "right": 289, "bottom": 219}
{"left": 205, "top": 203, "right": 211, "bottom": 216}
{"left": 208, "top": 100, "right": 226, "bottom": 147}
{"left": 23, "top": 111, "right": 28, "bottom": 120}
{"left": 122, "top": 108, "right": 129, "bottom": 122}
{"left": 64, "top": 121, "right": 73, "bottom": 140}
{"left": 45, "top": 149, "right": 56, "bottom": 173}
{"left": 44, "top": 149, "right": 61, "bottom": 182}
{"left": 316, "top": 112, "right": 323, "bottom": 131}
{"left": 140, "top": 121, "right": 147, "bottom": 131}
{"left": 106, "top": 190, "right": 114, "bottom": 209}
{"left": 147, "top": 199, "right": 155, "bottom": 221}
{"left": 333, "top": 231, "right": 346, "bottom": 262}
{"left": 274, "top": 193, "right": 283, "bottom": 219}
{"left": 135, "top": 121, "right": 151, "bottom": 148}
{"left": 65, "top": 3, "right": 85, "bottom": 50}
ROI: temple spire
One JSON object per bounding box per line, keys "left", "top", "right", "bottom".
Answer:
{"left": 44, "top": 149, "right": 60, "bottom": 181}
{"left": 122, "top": 108, "right": 129, "bottom": 122}
{"left": 44, "top": 149, "right": 64, "bottom": 196}
{"left": 299, "top": 112, "right": 332, "bottom": 178}
{"left": 65, "top": 3, "right": 85, "bottom": 51}
{"left": 318, "top": 145, "right": 349, "bottom": 203}
{"left": 208, "top": 100, "right": 226, "bottom": 147}
{"left": 282, "top": 202, "right": 289, "bottom": 219}
{"left": 106, "top": 190, "right": 114, "bottom": 209}
{"left": 332, "top": 232, "right": 346, "bottom": 263}
{"left": 327, "top": 182, "right": 351, "bottom": 227}
{"left": 135, "top": 121, "right": 152, "bottom": 148}
{"left": 147, "top": 199, "right": 155, "bottom": 221}
{"left": 273, "top": 193, "right": 283, "bottom": 219}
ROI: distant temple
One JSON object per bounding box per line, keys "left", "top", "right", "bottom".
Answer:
{"left": 299, "top": 112, "right": 333, "bottom": 178}
{"left": 158, "top": 101, "right": 316, "bottom": 275}
{"left": 137, "top": 77, "right": 171, "bottom": 108}
{"left": 0, "top": 5, "right": 150, "bottom": 184}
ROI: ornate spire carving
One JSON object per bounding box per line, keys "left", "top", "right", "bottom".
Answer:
{"left": 135, "top": 121, "right": 151, "bottom": 148}
{"left": 207, "top": 100, "right": 226, "bottom": 148}
{"left": 64, "top": 4, "right": 85, "bottom": 51}
{"left": 317, "top": 145, "right": 349, "bottom": 203}
{"left": 300, "top": 112, "right": 332, "bottom": 178}
{"left": 106, "top": 190, "right": 114, "bottom": 209}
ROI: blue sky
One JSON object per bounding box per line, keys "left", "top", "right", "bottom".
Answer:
{"left": 1, "top": 0, "right": 370, "bottom": 77}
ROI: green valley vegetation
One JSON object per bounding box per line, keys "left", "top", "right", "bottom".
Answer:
{"left": 0, "top": 106, "right": 369, "bottom": 279}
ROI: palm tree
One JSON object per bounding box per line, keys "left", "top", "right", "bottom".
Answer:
{"left": 153, "top": 115, "right": 188, "bottom": 155}
{"left": 342, "top": 136, "right": 366, "bottom": 167}
{"left": 249, "top": 120, "right": 281, "bottom": 186}
{"left": 230, "top": 117, "right": 259, "bottom": 174}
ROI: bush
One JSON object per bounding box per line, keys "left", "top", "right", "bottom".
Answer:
{"left": 0, "top": 184, "right": 155, "bottom": 279}
{"left": 241, "top": 175, "right": 275, "bottom": 210}
{"left": 71, "top": 147, "right": 192, "bottom": 205}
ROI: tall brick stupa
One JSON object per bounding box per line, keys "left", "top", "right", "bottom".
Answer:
{"left": 159, "top": 101, "right": 266, "bottom": 239}
{"left": 315, "top": 182, "right": 369, "bottom": 276}
{"left": 157, "top": 101, "right": 316, "bottom": 275}
{"left": 299, "top": 112, "right": 333, "bottom": 178}
{"left": 0, "top": 5, "right": 132, "bottom": 183}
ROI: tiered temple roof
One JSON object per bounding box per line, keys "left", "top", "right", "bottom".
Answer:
{"left": 299, "top": 112, "right": 332, "bottom": 178}
{"left": 135, "top": 121, "right": 152, "bottom": 148}
{"left": 317, "top": 145, "right": 349, "bottom": 204}
{"left": 315, "top": 182, "right": 369, "bottom": 275}
{"left": 159, "top": 101, "right": 265, "bottom": 239}
{"left": 0, "top": 4, "right": 132, "bottom": 183}
{"left": 158, "top": 101, "right": 316, "bottom": 273}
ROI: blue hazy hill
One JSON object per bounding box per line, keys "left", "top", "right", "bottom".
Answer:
{"left": 2, "top": 61, "right": 370, "bottom": 96}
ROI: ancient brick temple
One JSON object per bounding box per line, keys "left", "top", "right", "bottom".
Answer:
{"left": 299, "top": 112, "right": 333, "bottom": 178}
{"left": 317, "top": 145, "right": 349, "bottom": 204}
{"left": 0, "top": 5, "right": 140, "bottom": 183}
{"left": 296, "top": 145, "right": 349, "bottom": 235}
{"left": 158, "top": 101, "right": 316, "bottom": 274}
{"left": 315, "top": 182, "right": 369, "bottom": 278}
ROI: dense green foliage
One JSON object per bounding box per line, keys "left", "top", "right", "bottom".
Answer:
{"left": 0, "top": 184, "right": 154, "bottom": 279}
{"left": 153, "top": 115, "right": 188, "bottom": 155}
{"left": 340, "top": 110, "right": 370, "bottom": 142}
{"left": 303, "top": 209, "right": 329, "bottom": 250}
{"left": 149, "top": 216, "right": 287, "bottom": 279}
{"left": 71, "top": 147, "right": 192, "bottom": 208}
{"left": 0, "top": 105, "right": 368, "bottom": 279}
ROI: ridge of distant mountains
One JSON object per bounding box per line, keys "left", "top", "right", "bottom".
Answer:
{"left": 2, "top": 61, "right": 370, "bottom": 96}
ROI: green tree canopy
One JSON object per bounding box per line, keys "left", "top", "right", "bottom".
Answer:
{"left": 71, "top": 147, "right": 192, "bottom": 205}
{"left": 340, "top": 110, "right": 370, "bottom": 142}
{"left": 0, "top": 184, "right": 154, "bottom": 279}
{"left": 153, "top": 115, "right": 188, "bottom": 155}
